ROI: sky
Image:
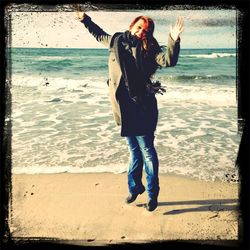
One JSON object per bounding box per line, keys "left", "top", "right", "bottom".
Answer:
{"left": 7, "top": 8, "right": 237, "bottom": 49}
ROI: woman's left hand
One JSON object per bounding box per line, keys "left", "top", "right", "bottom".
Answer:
{"left": 170, "top": 17, "right": 184, "bottom": 41}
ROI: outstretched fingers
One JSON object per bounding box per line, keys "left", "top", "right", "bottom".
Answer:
{"left": 75, "top": 11, "right": 85, "bottom": 21}
{"left": 176, "top": 17, "right": 184, "bottom": 33}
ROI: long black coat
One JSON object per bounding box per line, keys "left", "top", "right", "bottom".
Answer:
{"left": 81, "top": 15, "right": 180, "bottom": 136}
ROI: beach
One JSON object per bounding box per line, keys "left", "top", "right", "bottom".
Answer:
{"left": 5, "top": 8, "right": 241, "bottom": 247}
{"left": 9, "top": 173, "right": 239, "bottom": 245}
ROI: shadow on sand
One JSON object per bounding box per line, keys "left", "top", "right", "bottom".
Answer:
{"left": 136, "top": 199, "right": 239, "bottom": 215}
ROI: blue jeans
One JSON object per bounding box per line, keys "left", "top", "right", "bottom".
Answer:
{"left": 126, "top": 134, "right": 159, "bottom": 201}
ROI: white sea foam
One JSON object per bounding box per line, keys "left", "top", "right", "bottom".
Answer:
{"left": 10, "top": 75, "right": 237, "bottom": 108}
{"left": 157, "top": 83, "right": 236, "bottom": 107}
{"left": 11, "top": 161, "right": 239, "bottom": 183}
{"left": 182, "top": 53, "right": 236, "bottom": 59}
{"left": 10, "top": 74, "right": 107, "bottom": 89}
{"left": 35, "top": 56, "right": 78, "bottom": 61}
{"left": 35, "top": 55, "right": 106, "bottom": 61}
{"left": 12, "top": 165, "right": 127, "bottom": 175}
{"left": 9, "top": 73, "right": 240, "bottom": 182}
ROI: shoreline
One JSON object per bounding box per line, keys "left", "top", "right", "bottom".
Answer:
{"left": 9, "top": 172, "right": 239, "bottom": 244}
{"left": 10, "top": 170, "right": 239, "bottom": 184}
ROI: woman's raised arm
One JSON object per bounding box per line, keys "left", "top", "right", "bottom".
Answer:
{"left": 75, "top": 11, "right": 112, "bottom": 48}
{"left": 155, "top": 17, "right": 184, "bottom": 67}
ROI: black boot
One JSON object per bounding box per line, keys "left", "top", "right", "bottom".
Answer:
{"left": 146, "top": 199, "right": 158, "bottom": 211}
{"left": 126, "top": 187, "right": 145, "bottom": 204}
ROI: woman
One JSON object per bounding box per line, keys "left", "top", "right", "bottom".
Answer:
{"left": 76, "top": 11, "right": 184, "bottom": 211}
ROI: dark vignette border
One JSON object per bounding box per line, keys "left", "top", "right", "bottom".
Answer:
{"left": 0, "top": 0, "right": 249, "bottom": 249}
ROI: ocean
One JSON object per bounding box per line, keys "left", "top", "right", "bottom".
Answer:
{"left": 6, "top": 47, "right": 240, "bottom": 182}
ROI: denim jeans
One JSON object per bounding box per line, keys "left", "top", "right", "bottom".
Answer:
{"left": 126, "top": 134, "right": 159, "bottom": 201}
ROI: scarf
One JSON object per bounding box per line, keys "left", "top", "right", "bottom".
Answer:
{"left": 112, "top": 31, "right": 166, "bottom": 101}
{"left": 112, "top": 31, "right": 152, "bottom": 100}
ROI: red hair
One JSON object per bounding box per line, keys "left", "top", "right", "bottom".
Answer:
{"left": 129, "top": 16, "right": 155, "bottom": 51}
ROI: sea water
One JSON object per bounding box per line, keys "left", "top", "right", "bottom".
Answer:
{"left": 6, "top": 47, "right": 240, "bottom": 182}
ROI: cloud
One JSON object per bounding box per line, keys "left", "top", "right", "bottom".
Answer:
{"left": 190, "top": 17, "right": 236, "bottom": 27}
{"left": 150, "top": 10, "right": 236, "bottom": 28}
{"left": 7, "top": 9, "right": 236, "bottom": 49}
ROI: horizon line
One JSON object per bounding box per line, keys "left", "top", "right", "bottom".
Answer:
{"left": 7, "top": 46, "right": 237, "bottom": 50}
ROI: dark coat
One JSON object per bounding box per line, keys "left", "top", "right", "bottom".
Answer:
{"left": 81, "top": 15, "right": 180, "bottom": 136}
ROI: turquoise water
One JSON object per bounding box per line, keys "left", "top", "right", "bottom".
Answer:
{"left": 7, "top": 48, "right": 240, "bottom": 181}
{"left": 8, "top": 47, "right": 236, "bottom": 82}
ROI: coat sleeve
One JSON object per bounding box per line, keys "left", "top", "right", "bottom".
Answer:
{"left": 155, "top": 35, "right": 180, "bottom": 67}
{"left": 80, "top": 14, "right": 112, "bottom": 48}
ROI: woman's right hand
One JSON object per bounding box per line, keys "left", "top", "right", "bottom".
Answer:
{"left": 75, "top": 11, "right": 85, "bottom": 21}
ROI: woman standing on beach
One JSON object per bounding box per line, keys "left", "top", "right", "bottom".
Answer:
{"left": 75, "top": 11, "right": 184, "bottom": 211}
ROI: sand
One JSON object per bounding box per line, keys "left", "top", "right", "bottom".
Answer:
{"left": 9, "top": 173, "right": 239, "bottom": 246}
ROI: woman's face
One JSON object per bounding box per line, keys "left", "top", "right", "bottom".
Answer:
{"left": 130, "top": 19, "right": 148, "bottom": 39}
